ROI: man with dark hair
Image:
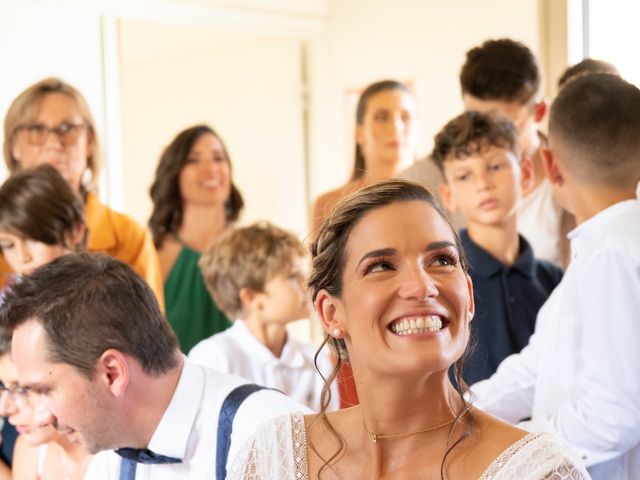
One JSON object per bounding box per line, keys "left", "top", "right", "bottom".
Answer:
{"left": 557, "top": 58, "right": 619, "bottom": 89}
{"left": 472, "top": 73, "right": 640, "bottom": 479}
{"left": 459, "top": 38, "right": 574, "bottom": 268}
{"left": 0, "top": 253, "right": 303, "bottom": 479}
{"left": 400, "top": 39, "right": 572, "bottom": 264}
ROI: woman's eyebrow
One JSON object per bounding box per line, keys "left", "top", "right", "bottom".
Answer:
{"left": 426, "top": 241, "right": 456, "bottom": 251}
{"left": 357, "top": 248, "right": 396, "bottom": 267}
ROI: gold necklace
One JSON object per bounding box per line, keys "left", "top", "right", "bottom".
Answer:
{"left": 362, "top": 417, "right": 456, "bottom": 444}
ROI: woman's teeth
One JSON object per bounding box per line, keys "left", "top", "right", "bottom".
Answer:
{"left": 391, "top": 316, "right": 443, "bottom": 335}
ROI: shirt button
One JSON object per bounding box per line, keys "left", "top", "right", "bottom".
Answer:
{"left": 509, "top": 296, "right": 516, "bottom": 303}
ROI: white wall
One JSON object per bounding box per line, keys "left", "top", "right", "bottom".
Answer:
{"left": 119, "top": 21, "right": 308, "bottom": 235}
{"left": 0, "top": 3, "right": 105, "bottom": 183}
{"left": 310, "top": 0, "right": 541, "bottom": 199}
{"left": 588, "top": 0, "right": 640, "bottom": 86}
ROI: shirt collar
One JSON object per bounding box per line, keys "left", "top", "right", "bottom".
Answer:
{"left": 233, "top": 320, "right": 306, "bottom": 368}
{"left": 147, "top": 357, "right": 203, "bottom": 460}
{"left": 459, "top": 228, "right": 535, "bottom": 278}
{"left": 568, "top": 199, "right": 640, "bottom": 258}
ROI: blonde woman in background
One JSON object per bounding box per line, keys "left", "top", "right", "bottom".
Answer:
{"left": 1, "top": 77, "right": 164, "bottom": 307}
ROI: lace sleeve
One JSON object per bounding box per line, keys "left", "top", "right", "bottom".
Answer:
{"left": 481, "top": 433, "right": 591, "bottom": 480}
{"left": 227, "top": 412, "right": 308, "bottom": 480}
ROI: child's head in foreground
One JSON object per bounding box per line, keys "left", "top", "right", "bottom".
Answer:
{"left": 547, "top": 72, "right": 640, "bottom": 213}
{"left": 431, "top": 111, "right": 520, "bottom": 230}
{"left": 199, "top": 221, "right": 310, "bottom": 324}
{"left": 0, "top": 164, "right": 86, "bottom": 276}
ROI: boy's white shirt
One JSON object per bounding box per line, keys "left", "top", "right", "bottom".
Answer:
{"left": 472, "top": 199, "right": 640, "bottom": 480}
{"left": 517, "top": 178, "right": 564, "bottom": 266}
{"left": 189, "top": 320, "right": 338, "bottom": 412}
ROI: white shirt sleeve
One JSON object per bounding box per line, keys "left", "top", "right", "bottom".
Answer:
{"left": 524, "top": 250, "right": 640, "bottom": 467}
{"left": 470, "top": 303, "right": 547, "bottom": 423}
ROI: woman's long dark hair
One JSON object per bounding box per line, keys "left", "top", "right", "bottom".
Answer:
{"left": 148, "top": 125, "right": 244, "bottom": 248}
{"left": 308, "top": 179, "right": 476, "bottom": 479}
{"left": 351, "top": 80, "right": 413, "bottom": 181}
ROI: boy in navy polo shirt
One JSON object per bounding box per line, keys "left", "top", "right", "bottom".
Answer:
{"left": 432, "top": 111, "right": 562, "bottom": 385}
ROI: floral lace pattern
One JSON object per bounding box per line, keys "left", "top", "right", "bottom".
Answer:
{"left": 479, "top": 432, "right": 590, "bottom": 479}
{"left": 228, "top": 413, "right": 590, "bottom": 480}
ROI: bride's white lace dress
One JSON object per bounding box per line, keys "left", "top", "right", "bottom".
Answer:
{"left": 228, "top": 412, "right": 591, "bottom": 479}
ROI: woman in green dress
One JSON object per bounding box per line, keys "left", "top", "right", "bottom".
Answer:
{"left": 149, "top": 125, "right": 244, "bottom": 352}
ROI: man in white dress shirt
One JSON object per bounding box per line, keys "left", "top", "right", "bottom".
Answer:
{"left": 471, "top": 73, "right": 640, "bottom": 479}
{"left": 0, "top": 253, "right": 304, "bottom": 479}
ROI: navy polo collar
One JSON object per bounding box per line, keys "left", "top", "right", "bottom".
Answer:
{"left": 459, "top": 228, "right": 536, "bottom": 278}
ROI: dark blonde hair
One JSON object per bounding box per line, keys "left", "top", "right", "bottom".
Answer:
{"left": 148, "top": 125, "right": 244, "bottom": 248}
{"left": 199, "top": 221, "right": 306, "bottom": 319}
{"left": 3, "top": 77, "right": 100, "bottom": 190}
{"left": 0, "top": 165, "right": 86, "bottom": 251}
{"left": 308, "top": 179, "right": 474, "bottom": 478}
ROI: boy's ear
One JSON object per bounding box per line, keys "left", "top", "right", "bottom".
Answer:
{"left": 438, "top": 183, "right": 458, "bottom": 213}
{"left": 534, "top": 100, "right": 547, "bottom": 123}
{"left": 238, "top": 288, "right": 260, "bottom": 311}
{"left": 520, "top": 155, "right": 535, "bottom": 194}
{"left": 541, "top": 147, "right": 564, "bottom": 187}
{"left": 314, "top": 289, "right": 344, "bottom": 336}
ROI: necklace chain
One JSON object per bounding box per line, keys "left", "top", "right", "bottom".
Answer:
{"left": 362, "top": 417, "right": 456, "bottom": 444}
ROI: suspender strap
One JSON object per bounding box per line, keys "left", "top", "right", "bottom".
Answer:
{"left": 216, "top": 384, "right": 268, "bottom": 480}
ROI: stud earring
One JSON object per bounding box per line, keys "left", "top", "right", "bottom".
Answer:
{"left": 468, "top": 311, "right": 474, "bottom": 321}
{"left": 332, "top": 327, "right": 343, "bottom": 338}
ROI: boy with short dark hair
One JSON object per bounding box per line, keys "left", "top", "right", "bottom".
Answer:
{"left": 191, "top": 221, "right": 338, "bottom": 411}
{"left": 472, "top": 73, "right": 640, "bottom": 480}
{"left": 432, "top": 111, "right": 563, "bottom": 385}
{"left": 459, "top": 38, "right": 572, "bottom": 268}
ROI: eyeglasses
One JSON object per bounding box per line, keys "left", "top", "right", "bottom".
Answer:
{"left": 15, "top": 122, "right": 87, "bottom": 146}
{"left": 0, "top": 382, "right": 31, "bottom": 407}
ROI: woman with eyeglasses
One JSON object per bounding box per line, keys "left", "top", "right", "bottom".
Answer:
{"left": 1, "top": 77, "right": 164, "bottom": 308}
{"left": 0, "top": 337, "right": 91, "bottom": 479}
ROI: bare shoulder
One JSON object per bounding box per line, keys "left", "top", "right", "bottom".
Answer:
{"left": 310, "top": 182, "right": 366, "bottom": 236}
{"left": 157, "top": 236, "right": 182, "bottom": 281}
{"left": 447, "top": 408, "right": 529, "bottom": 478}
{"left": 311, "top": 188, "right": 343, "bottom": 229}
